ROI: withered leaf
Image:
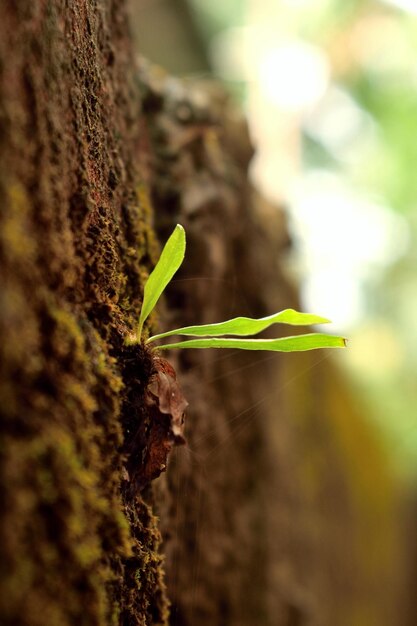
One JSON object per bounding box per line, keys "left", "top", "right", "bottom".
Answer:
{"left": 146, "top": 357, "right": 188, "bottom": 444}
{"left": 131, "top": 356, "right": 188, "bottom": 489}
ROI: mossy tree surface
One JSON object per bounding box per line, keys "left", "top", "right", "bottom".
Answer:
{"left": 0, "top": 2, "right": 167, "bottom": 625}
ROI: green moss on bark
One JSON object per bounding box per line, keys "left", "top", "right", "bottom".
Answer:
{"left": 0, "top": 1, "right": 169, "bottom": 625}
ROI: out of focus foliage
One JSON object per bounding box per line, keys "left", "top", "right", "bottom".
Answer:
{"left": 294, "top": 1, "right": 417, "bottom": 479}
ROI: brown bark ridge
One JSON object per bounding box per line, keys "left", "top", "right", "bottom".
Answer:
{"left": 0, "top": 2, "right": 168, "bottom": 625}
{"left": 0, "top": 2, "right": 405, "bottom": 626}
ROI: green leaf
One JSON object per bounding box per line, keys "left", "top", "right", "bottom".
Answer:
{"left": 156, "top": 333, "right": 347, "bottom": 352}
{"left": 137, "top": 224, "right": 186, "bottom": 339}
{"left": 147, "top": 309, "right": 330, "bottom": 343}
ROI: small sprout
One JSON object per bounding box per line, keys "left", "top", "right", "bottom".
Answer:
{"left": 132, "top": 224, "right": 347, "bottom": 353}
{"left": 147, "top": 309, "right": 332, "bottom": 343}
{"left": 154, "top": 334, "right": 347, "bottom": 352}
{"left": 137, "top": 224, "right": 186, "bottom": 340}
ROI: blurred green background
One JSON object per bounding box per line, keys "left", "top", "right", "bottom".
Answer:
{"left": 131, "top": 0, "right": 417, "bottom": 482}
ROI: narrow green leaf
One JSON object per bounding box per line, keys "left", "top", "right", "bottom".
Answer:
{"left": 156, "top": 333, "right": 347, "bottom": 352}
{"left": 137, "top": 224, "right": 186, "bottom": 339}
{"left": 147, "top": 309, "right": 330, "bottom": 343}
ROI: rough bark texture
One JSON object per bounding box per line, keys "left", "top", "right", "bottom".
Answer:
{"left": 0, "top": 2, "right": 405, "bottom": 626}
{"left": 0, "top": 2, "right": 168, "bottom": 625}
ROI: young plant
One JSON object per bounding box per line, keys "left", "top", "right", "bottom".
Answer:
{"left": 131, "top": 224, "right": 347, "bottom": 353}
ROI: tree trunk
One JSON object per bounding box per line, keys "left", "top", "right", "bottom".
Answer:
{"left": 0, "top": 2, "right": 405, "bottom": 626}
{"left": 0, "top": 2, "right": 168, "bottom": 624}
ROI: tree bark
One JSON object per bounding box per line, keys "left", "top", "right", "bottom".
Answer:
{"left": 0, "top": 2, "right": 405, "bottom": 626}
{"left": 0, "top": 2, "right": 168, "bottom": 625}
